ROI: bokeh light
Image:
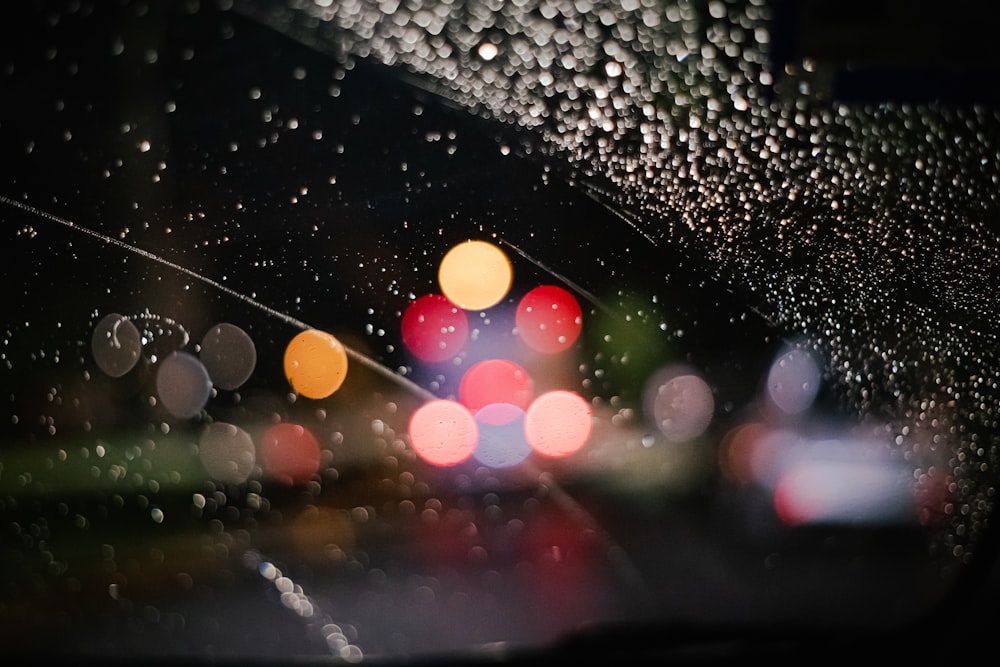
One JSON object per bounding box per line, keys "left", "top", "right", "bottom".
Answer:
{"left": 477, "top": 42, "right": 498, "bottom": 61}
{"left": 438, "top": 240, "right": 512, "bottom": 310}
{"left": 284, "top": 329, "right": 349, "bottom": 399}
{"left": 408, "top": 399, "right": 478, "bottom": 466}
{"left": 746, "top": 428, "right": 800, "bottom": 489}
{"left": 198, "top": 421, "right": 256, "bottom": 484}
{"left": 400, "top": 293, "right": 469, "bottom": 362}
{"left": 459, "top": 359, "right": 534, "bottom": 412}
{"left": 773, "top": 466, "right": 824, "bottom": 526}
{"left": 525, "top": 390, "right": 592, "bottom": 458}
{"left": 515, "top": 285, "right": 583, "bottom": 355}
{"left": 199, "top": 322, "right": 257, "bottom": 390}
{"left": 766, "top": 347, "right": 822, "bottom": 416}
{"left": 772, "top": 456, "right": 916, "bottom": 527}
{"left": 645, "top": 368, "right": 715, "bottom": 442}
{"left": 718, "top": 421, "right": 771, "bottom": 485}
{"left": 473, "top": 402, "right": 531, "bottom": 468}
{"left": 156, "top": 351, "right": 213, "bottom": 419}
{"left": 91, "top": 313, "right": 142, "bottom": 378}
{"left": 259, "top": 422, "right": 321, "bottom": 485}
{"left": 586, "top": 291, "right": 674, "bottom": 396}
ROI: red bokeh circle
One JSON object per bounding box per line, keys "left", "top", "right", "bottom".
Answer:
{"left": 459, "top": 359, "right": 534, "bottom": 412}
{"left": 401, "top": 293, "right": 469, "bottom": 362}
{"left": 515, "top": 285, "right": 582, "bottom": 354}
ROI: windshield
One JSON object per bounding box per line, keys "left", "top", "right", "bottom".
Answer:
{"left": 2, "top": 0, "right": 999, "bottom": 662}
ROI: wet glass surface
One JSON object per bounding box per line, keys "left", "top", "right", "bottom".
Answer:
{"left": 2, "top": 0, "right": 999, "bottom": 663}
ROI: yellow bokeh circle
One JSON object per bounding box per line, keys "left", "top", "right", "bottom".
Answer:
{"left": 284, "top": 329, "right": 349, "bottom": 399}
{"left": 438, "top": 240, "right": 512, "bottom": 310}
